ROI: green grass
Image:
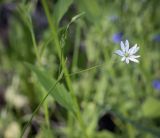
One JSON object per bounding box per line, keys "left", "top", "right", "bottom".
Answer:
{"left": 0, "top": 0, "right": 160, "bottom": 138}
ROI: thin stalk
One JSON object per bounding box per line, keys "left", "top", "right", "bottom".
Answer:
{"left": 20, "top": 75, "right": 62, "bottom": 138}
{"left": 29, "top": 18, "right": 50, "bottom": 128}
{"left": 44, "top": 97, "right": 50, "bottom": 128}
{"left": 41, "top": 0, "right": 88, "bottom": 137}
{"left": 18, "top": 5, "right": 40, "bottom": 64}
{"left": 72, "top": 22, "right": 81, "bottom": 72}
{"left": 67, "top": 112, "right": 74, "bottom": 137}
{"left": 29, "top": 23, "right": 41, "bottom": 65}
{"left": 39, "top": 36, "right": 53, "bottom": 58}
{"left": 70, "top": 63, "right": 104, "bottom": 76}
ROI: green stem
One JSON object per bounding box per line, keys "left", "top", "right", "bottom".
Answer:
{"left": 29, "top": 24, "right": 41, "bottom": 65}
{"left": 69, "top": 63, "right": 104, "bottom": 76}
{"left": 20, "top": 75, "right": 62, "bottom": 138}
{"left": 43, "top": 96, "right": 50, "bottom": 128}
{"left": 41, "top": 0, "right": 88, "bottom": 137}
{"left": 67, "top": 112, "right": 73, "bottom": 137}
{"left": 72, "top": 22, "right": 81, "bottom": 72}
{"left": 29, "top": 18, "right": 50, "bottom": 128}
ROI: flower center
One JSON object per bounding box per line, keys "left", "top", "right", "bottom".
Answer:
{"left": 124, "top": 53, "right": 129, "bottom": 57}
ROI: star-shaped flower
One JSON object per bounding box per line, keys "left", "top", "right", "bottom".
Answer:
{"left": 115, "top": 40, "right": 140, "bottom": 64}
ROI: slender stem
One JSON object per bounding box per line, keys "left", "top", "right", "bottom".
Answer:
{"left": 41, "top": 0, "right": 88, "bottom": 137}
{"left": 18, "top": 5, "right": 40, "bottom": 64}
{"left": 67, "top": 112, "right": 73, "bottom": 137}
{"left": 29, "top": 23, "right": 41, "bottom": 65}
{"left": 70, "top": 63, "right": 104, "bottom": 76}
{"left": 72, "top": 22, "right": 81, "bottom": 71}
{"left": 39, "top": 36, "right": 53, "bottom": 58}
{"left": 29, "top": 17, "right": 50, "bottom": 129}
{"left": 44, "top": 96, "right": 50, "bottom": 128}
{"left": 20, "top": 76, "right": 62, "bottom": 138}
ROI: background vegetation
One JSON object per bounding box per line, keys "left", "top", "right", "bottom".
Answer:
{"left": 0, "top": 0, "right": 160, "bottom": 138}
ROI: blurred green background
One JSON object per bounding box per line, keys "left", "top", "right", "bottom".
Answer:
{"left": 0, "top": 0, "right": 160, "bottom": 138}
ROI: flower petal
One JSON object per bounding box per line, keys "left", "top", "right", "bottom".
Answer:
{"left": 130, "top": 55, "right": 140, "bottom": 59}
{"left": 128, "top": 44, "right": 140, "bottom": 55}
{"left": 132, "top": 46, "right": 139, "bottom": 54}
{"left": 128, "top": 44, "right": 137, "bottom": 54}
{"left": 121, "top": 56, "right": 126, "bottom": 61}
{"left": 128, "top": 57, "right": 139, "bottom": 63}
{"left": 120, "top": 41, "right": 125, "bottom": 52}
{"left": 114, "top": 50, "right": 124, "bottom": 56}
{"left": 125, "top": 40, "right": 129, "bottom": 52}
{"left": 125, "top": 58, "right": 129, "bottom": 64}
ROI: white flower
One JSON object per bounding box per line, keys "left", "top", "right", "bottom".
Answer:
{"left": 114, "top": 40, "right": 140, "bottom": 64}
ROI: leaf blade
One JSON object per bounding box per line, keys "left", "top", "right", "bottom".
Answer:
{"left": 54, "top": 0, "right": 73, "bottom": 25}
{"left": 25, "top": 63, "right": 76, "bottom": 114}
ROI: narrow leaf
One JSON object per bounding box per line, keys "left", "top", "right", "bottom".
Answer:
{"left": 54, "top": 0, "right": 73, "bottom": 25}
{"left": 25, "top": 63, "right": 76, "bottom": 114}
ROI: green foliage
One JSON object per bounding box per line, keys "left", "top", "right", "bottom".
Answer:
{"left": 142, "top": 97, "right": 160, "bottom": 118}
{"left": 0, "top": 0, "right": 160, "bottom": 138}
{"left": 54, "top": 0, "right": 73, "bottom": 25}
{"left": 26, "top": 63, "right": 76, "bottom": 115}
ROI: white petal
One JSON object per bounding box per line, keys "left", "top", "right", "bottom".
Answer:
{"left": 130, "top": 55, "right": 140, "bottom": 59}
{"left": 114, "top": 50, "right": 124, "bottom": 56}
{"left": 125, "top": 58, "right": 129, "bottom": 64}
{"left": 128, "top": 44, "right": 137, "bottom": 55}
{"left": 120, "top": 41, "right": 125, "bottom": 52}
{"left": 128, "top": 57, "right": 139, "bottom": 63}
{"left": 132, "top": 46, "right": 139, "bottom": 54}
{"left": 121, "top": 56, "right": 126, "bottom": 61}
{"left": 125, "top": 40, "right": 129, "bottom": 52}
